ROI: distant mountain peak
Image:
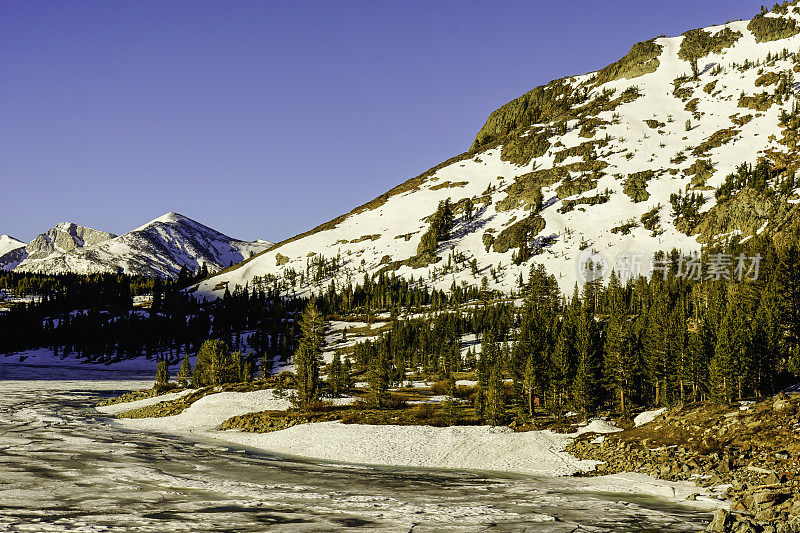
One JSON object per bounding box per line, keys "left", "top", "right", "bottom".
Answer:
{"left": 0, "top": 234, "right": 23, "bottom": 244}
{"left": 135, "top": 212, "right": 205, "bottom": 232}
{"left": 152, "top": 212, "right": 188, "bottom": 224}
{"left": 5, "top": 213, "right": 271, "bottom": 278}
{"left": 53, "top": 222, "right": 80, "bottom": 232}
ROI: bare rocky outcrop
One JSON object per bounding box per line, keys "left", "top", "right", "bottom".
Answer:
{"left": 568, "top": 394, "right": 800, "bottom": 532}
{"left": 693, "top": 188, "right": 799, "bottom": 244}
{"left": 0, "top": 223, "right": 116, "bottom": 272}
{"left": 23, "top": 222, "right": 116, "bottom": 261}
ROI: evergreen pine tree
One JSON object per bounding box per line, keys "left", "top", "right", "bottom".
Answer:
{"left": 475, "top": 331, "right": 498, "bottom": 419}
{"left": 550, "top": 295, "right": 579, "bottom": 415}
{"left": 486, "top": 352, "right": 504, "bottom": 426}
{"left": 328, "top": 352, "right": 347, "bottom": 397}
{"left": 294, "top": 299, "right": 325, "bottom": 410}
{"left": 260, "top": 351, "right": 274, "bottom": 379}
{"left": 231, "top": 351, "right": 244, "bottom": 382}
{"left": 193, "top": 339, "right": 233, "bottom": 386}
{"left": 242, "top": 355, "right": 254, "bottom": 382}
{"left": 710, "top": 290, "right": 746, "bottom": 403}
{"left": 572, "top": 308, "right": 602, "bottom": 418}
{"left": 750, "top": 280, "right": 782, "bottom": 395}
{"left": 155, "top": 360, "right": 169, "bottom": 390}
{"left": 779, "top": 245, "right": 800, "bottom": 373}
{"left": 368, "top": 340, "right": 393, "bottom": 407}
{"left": 643, "top": 288, "right": 675, "bottom": 405}
{"left": 177, "top": 353, "right": 192, "bottom": 387}
{"left": 604, "top": 305, "right": 635, "bottom": 415}
{"left": 512, "top": 286, "right": 551, "bottom": 417}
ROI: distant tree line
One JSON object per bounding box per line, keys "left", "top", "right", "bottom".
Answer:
{"left": 4, "top": 223, "right": 800, "bottom": 427}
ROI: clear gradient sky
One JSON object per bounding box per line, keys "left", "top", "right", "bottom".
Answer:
{"left": 2, "top": 0, "right": 765, "bottom": 243}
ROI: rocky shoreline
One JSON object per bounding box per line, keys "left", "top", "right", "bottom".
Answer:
{"left": 568, "top": 395, "right": 800, "bottom": 532}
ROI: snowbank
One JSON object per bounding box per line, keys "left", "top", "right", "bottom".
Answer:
{"left": 634, "top": 408, "right": 667, "bottom": 427}
{"left": 106, "top": 389, "right": 355, "bottom": 433}
{"left": 108, "top": 390, "right": 294, "bottom": 432}
{"left": 223, "top": 422, "right": 598, "bottom": 476}
{"left": 566, "top": 472, "right": 725, "bottom": 509}
{"left": 102, "top": 389, "right": 720, "bottom": 506}
{"left": 576, "top": 418, "right": 622, "bottom": 435}
{"left": 97, "top": 389, "right": 194, "bottom": 415}
{"left": 106, "top": 389, "right": 618, "bottom": 476}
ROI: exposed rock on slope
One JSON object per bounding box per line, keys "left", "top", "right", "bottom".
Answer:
{"left": 193, "top": 4, "right": 800, "bottom": 301}
{"left": 693, "top": 187, "right": 800, "bottom": 244}
{"left": 0, "top": 223, "right": 116, "bottom": 272}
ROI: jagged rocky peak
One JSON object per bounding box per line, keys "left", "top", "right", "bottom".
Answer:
{"left": 25, "top": 223, "right": 116, "bottom": 260}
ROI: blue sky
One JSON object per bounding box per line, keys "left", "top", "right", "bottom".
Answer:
{"left": 1, "top": 0, "right": 764, "bottom": 242}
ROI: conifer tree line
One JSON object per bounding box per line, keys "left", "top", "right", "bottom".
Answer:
{"left": 3, "top": 226, "right": 800, "bottom": 424}
{"left": 0, "top": 262, "right": 499, "bottom": 377}
{"left": 344, "top": 235, "right": 800, "bottom": 420}
{"left": 0, "top": 276, "right": 303, "bottom": 371}
{"left": 715, "top": 160, "right": 798, "bottom": 201}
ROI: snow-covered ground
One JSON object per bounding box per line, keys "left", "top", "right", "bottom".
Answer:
{"left": 98, "top": 389, "right": 356, "bottom": 429}
{"left": 101, "top": 388, "right": 720, "bottom": 508}
{"left": 634, "top": 407, "right": 667, "bottom": 426}
{"left": 224, "top": 422, "right": 605, "bottom": 476}
{"left": 0, "top": 348, "right": 166, "bottom": 379}
{"left": 97, "top": 388, "right": 195, "bottom": 415}
{"left": 104, "top": 389, "right": 605, "bottom": 477}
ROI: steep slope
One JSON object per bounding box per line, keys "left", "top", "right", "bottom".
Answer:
{"left": 0, "top": 235, "right": 26, "bottom": 271}
{"left": 193, "top": 4, "right": 800, "bottom": 300}
{"left": 13, "top": 213, "right": 271, "bottom": 278}
{"left": 0, "top": 235, "right": 24, "bottom": 258}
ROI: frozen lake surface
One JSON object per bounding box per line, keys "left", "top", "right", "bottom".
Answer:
{"left": 0, "top": 378, "right": 714, "bottom": 532}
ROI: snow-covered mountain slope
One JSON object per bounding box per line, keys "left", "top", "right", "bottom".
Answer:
{"left": 10, "top": 213, "right": 271, "bottom": 278}
{"left": 0, "top": 235, "right": 26, "bottom": 270}
{"left": 191, "top": 4, "right": 800, "bottom": 299}
{"left": 0, "top": 235, "right": 24, "bottom": 257}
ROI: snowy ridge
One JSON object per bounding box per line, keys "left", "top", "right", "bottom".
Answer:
{"left": 0, "top": 235, "right": 26, "bottom": 271}
{"left": 192, "top": 6, "right": 800, "bottom": 299}
{"left": 0, "top": 235, "right": 24, "bottom": 257}
{"left": 5, "top": 213, "right": 271, "bottom": 278}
